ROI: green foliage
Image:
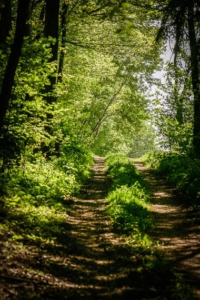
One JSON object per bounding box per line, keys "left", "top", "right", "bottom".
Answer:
{"left": 0, "top": 147, "right": 93, "bottom": 248}
{"left": 146, "top": 151, "right": 200, "bottom": 202}
{"left": 57, "top": 140, "right": 93, "bottom": 182}
{"left": 6, "top": 156, "right": 78, "bottom": 200}
{"left": 107, "top": 184, "right": 151, "bottom": 233}
{"left": 0, "top": 33, "right": 94, "bottom": 245}
{"left": 152, "top": 61, "right": 193, "bottom": 154}
{"left": 0, "top": 2, "right": 198, "bottom": 297}
{"left": 106, "top": 153, "right": 145, "bottom": 188}
{"left": 128, "top": 123, "right": 156, "bottom": 158}
{"left": 106, "top": 154, "right": 152, "bottom": 241}
{"left": 0, "top": 37, "right": 59, "bottom": 169}
{"left": 59, "top": 5, "right": 161, "bottom": 155}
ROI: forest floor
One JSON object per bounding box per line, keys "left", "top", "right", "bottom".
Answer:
{"left": 0, "top": 156, "right": 200, "bottom": 299}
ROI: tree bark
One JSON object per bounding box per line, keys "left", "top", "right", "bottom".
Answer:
{"left": 24, "top": 1, "right": 33, "bottom": 37}
{"left": 44, "top": 0, "right": 60, "bottom": 62}
{"left": 44, "top": 0, "right": 60, "bottom": 104}
{"left": 58, "top": 1, "right": 69, "bottom": 81}
{"left": 0, "top": 0, "right": 32, "bottom": 129}
{"left": 187, "top": 0, "right": 200, "bottom": 157}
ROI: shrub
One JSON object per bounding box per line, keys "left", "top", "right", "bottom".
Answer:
{"left": 106, "top": 154, "right": 152, "bottom": 239}
{"left": 106, "top": 153, "right": 145, "bottom": 188}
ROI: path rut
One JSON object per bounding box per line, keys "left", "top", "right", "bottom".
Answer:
{"left": 1, "top": 157, "right": 200, "bottom": 299}
{"left": 135, "top": 162, "right": 200, "bottom": 298}
{"left": 62, "top": 156, "right": 135, "bottom": 299}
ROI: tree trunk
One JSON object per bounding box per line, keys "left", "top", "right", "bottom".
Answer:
{"left": 89, "top": 79, "right": 127, "bottom": 141}
{"left": 44, "top": 0, "right": 60, "bottom": 104}
{"left": 24, "top": 0, "right": 32, "bottom": 37}
{"left": 0, "top": 0, "right": 32, "bottom": 129}
{"left": 187, "top": 0, "right": 200, "bottom": 157}
{"left": 58, "top": 1, "right": 69, "bottom": 81}
{"left": 44, "top": 0, "right": 60, "bottom": 62}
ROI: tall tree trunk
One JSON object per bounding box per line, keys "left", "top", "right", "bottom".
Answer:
{"left": 174, "top": 54, "right": 183, "bottom": 125}
{"left": 58, "top": 1, "right": 69, "bottom": 81}
{"left": 41, "top": 0, "right": 60, "bottom": 156}
{"left": 0, "top": 0, "right": 32, "bottom": 129}
{"left": 24, "top": 0, "right": 33, "bottom": 37}
{"left": 44, "top": 0, "right": 60, "bottom": 62}
{"left": 173, "top": 11, "right": 185, "bottom": 126}
{"left": 89, "top": 79, "right": 127, "bottom": 142}
{"left": 44, "top": 0, "right": 60, "bottom": 104}
{"left": 187, "top": 0, "right": 200, "bottom": 157}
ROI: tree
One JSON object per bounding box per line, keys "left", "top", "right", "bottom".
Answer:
{"left": 0, "top": 0, "right": 32, "bottom": 129}
{"left": 44, "top": 0, "right": 60, "bottom": 64}
{"left": 0, "top": 0, "right": 162, "bottom": 161}
{"left": 187, "top": 0, "right": 200, "bottom": 157}
{"left": 153, "top": 65, "right": 193, "bottom": 152}
{"left": 58, "top": 1, "right": 69, "bottom": 79}
{"left": 156, "top": 0, "right": 200, "bottom": 157}
{"left": 54, "top": 6, "right": 160, "bottom": 155}
{"left": 43, "top": 0, "right": 60, "bottom": 105}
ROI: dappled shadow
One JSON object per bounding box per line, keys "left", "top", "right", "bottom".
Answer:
{"left": 135, "top": 162, "right": 200, "bottom": 298}
{"left": 0, "top": 158, "right": 199, "bottom": 299}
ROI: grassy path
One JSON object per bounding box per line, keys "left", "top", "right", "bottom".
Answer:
{"left": 135, "top": 162, "right": 200, "bottom": 298}
{"left": 62, "top": 156, "right": 134, "bottom": 299}
{"left": 0, "top": 156, "right": 199, "bottom": 299}
{"left": 0, "top": 157, "right": 142, "bottom": 299}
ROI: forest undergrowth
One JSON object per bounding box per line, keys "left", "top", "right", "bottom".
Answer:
{"left": 0, "top": 147, "right": 94, "bottom": 298}
{"left": 0, "top": 149, "right": 93, "bottom": 243}
{"left": 145, "top": 151, "right": 200, "bottom": 203}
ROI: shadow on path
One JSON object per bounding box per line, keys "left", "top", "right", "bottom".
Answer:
{"left": 0, "top": 157, "right": 199, "bottom": 299}
{"left": 135, "top": 162, "right": 200, "bottom": 298}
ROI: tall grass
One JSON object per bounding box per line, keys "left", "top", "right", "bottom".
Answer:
{"left": 106, "top": 154, "right": 152, "bottom": 245}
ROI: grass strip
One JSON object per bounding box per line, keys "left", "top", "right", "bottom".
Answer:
{"left": 105, "top": 153, "right": 152, "bottom": 246}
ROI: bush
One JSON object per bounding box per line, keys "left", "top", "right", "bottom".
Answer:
{"left": 146, "top": 151, "right": 200, "bottom": 202}
{"left": 0, "top": 149, "right": 93, "bottom": 245}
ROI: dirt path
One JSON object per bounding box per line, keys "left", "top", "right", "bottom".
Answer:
{"left": 1, "top": 156, "right": 138, "bottom": 300}
{"left": 56, "top": 157, "right": 200, "bottom": 299}
{"left": 62, "top": 156, "right": 134, "bottom": 299}
{"left": 134, "top": 162, "right": 200, "bottom": 298}
{"left": 50, "top": 156, "right": 199, "bottom": 299}
{"left": 1, "top": 156, "right": 199, "bottom": 299}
